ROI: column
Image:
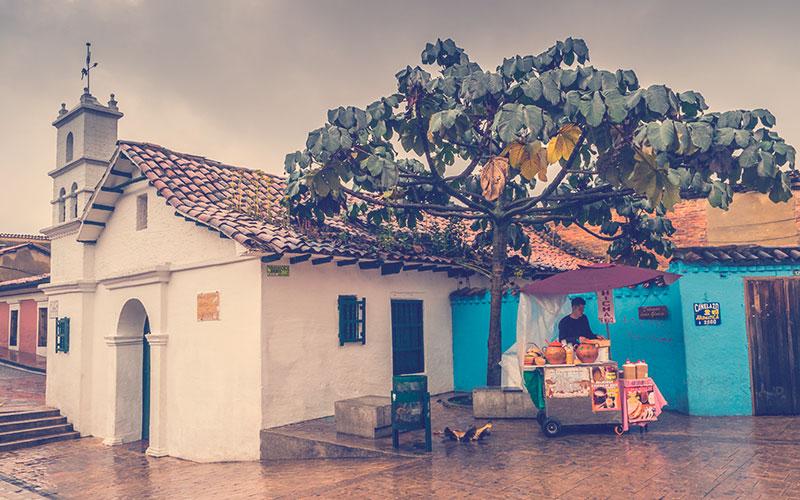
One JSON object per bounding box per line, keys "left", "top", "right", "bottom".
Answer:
{"left": 145, "top": 334, "right": 168, "bottom": 457}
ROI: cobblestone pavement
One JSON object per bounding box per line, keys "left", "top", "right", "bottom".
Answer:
{"left": 0, "top": 363, "right": 45, "bottom": 411}
{"left": 0, "top": 401, "right": 798, "bottom": 500}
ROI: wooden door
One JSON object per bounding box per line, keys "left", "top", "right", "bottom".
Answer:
{"left": 391, "top": 300, "right": 424, "bottom": 376}
{"left": 745, "top": 278, "right": 800, "bottom": 415}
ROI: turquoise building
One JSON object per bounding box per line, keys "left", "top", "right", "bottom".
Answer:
{"left": 450, "top": 245, "right": 800, "bottom": 416}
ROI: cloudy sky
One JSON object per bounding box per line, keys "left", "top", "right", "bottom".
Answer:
{"left": 1, "top": 0, "right": 798, "bottom": 234}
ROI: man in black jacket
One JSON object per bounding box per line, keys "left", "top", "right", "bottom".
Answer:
{"left": 558, "top": 297, "right": 602, "bottom": 345}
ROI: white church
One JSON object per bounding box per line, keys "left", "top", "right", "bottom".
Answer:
{"left": 39, "top": 90, "right": 487, "bottom": 462}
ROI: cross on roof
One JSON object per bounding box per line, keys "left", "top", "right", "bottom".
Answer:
{"left": 80, "top": 42, "right": 98, "bottom": 95}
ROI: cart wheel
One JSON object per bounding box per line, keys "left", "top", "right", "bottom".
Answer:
{"left": 542, "top": 418, "right": 561, "bottom": 438}
{"left": 536, "top": 411, "right": 545, "bottom": 425}
{"left": 614, "top": 425, "right": 624, "bottom": 436}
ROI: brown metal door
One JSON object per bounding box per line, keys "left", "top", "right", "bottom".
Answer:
{"left": 745, "top": 278, "right": 799, "bottom": 415}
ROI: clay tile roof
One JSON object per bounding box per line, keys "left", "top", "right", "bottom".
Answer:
{"left": 0, "top": 273, "right": 50, "bottom": 291}
{"left": 107, "top": 141, "right": 586, "bottom": 275}
{"left": 673, "top": 245, "right": 800, "bottom": 265}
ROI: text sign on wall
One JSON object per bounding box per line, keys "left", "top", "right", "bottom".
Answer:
{"left": 694, "top": 302, "right": 721, "bottom": 326}
{"left": 266, "top": 265, "right": 290, "bottom": 277}
{"left": 48, "top": 301, "right": 59, "bottom": 319}
{"left": 596, "top": 289, "right": 616, "bottom": 324}
{"left": 793, "top": 269, "right": 800, "bottom": 277}
{"left": 197, "top": 292, "right": 220, "bottom": 321}
{"left": 639, "top": 305, "right": 668, "bottom": 320}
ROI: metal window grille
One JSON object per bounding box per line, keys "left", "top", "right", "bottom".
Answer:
{"left": 38, "top": 308, "right": 47, "bottom": 348}
{"left": 9, "top": 310, "right": 18, "bottom": 347}
{"left": 338, "top": 295, "right": 366, "bottom": 346}
{"left": 391, "top": 300, "right": 424, "bottom": 375}
{"left": 55, "top": 317, "right": 70, "bottom": 353}
{"left": 136, "top": 194, "right": 148, "bottom": 230}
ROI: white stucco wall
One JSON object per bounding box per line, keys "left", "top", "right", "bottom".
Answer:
{"left": 260, "top": 259, "right": 460, "bottom": 429}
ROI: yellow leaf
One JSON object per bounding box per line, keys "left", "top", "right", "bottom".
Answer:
{"left": 508, "top": 143, "right": 526, "bottom": 169}
{"left": 480, "top": 157, "right": 510, "bottom": 201}
{"left": 520, "top": 142, "right": 546, "bottom": 181}
{"left": 546, "top": 124, "right": 582, "bottom": 165}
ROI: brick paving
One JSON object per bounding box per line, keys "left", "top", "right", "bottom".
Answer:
{"left": 0, "top": 363, "right": 46, "bottom": 411}
{"left": 0, "top": 402, "right": 797, "bottom": 499}
{"left": 0, "top": 367, "right": 798, "bottom": 499}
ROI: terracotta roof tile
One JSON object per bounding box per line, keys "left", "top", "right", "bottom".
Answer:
{"left": 673, "top": 245, "right": 800, "bottom": 265}
{"left": 115, "top": 141, "right": 583, "bottom": 274}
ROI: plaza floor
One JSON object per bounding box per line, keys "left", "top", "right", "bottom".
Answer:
{"left": 0, "top": 364, "right": 798, "bottom": 499}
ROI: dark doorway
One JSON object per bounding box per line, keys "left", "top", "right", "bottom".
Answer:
{"left": 142, "top": 317, "right": 151, "bottom": 440}
{"left": 744, "top": 278, "right": 800, "bottom": 415}
{"left": 391, "top": 300, "right": 424, "bottom": 376}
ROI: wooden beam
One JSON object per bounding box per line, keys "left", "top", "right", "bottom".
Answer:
{"left": 433, "top": 266, "right": 451, "bottom": 273}
{"left": 312, "top": 256, "right": 334, "bottom": 265}
{"left": 289, "top": 254, "right": 311, "bottom": 264}
{"left": 109, "top": 169, "right": 133, "bottom": 178}
{"left": 82, "top": 220, "right": 106, "bottom": 227}
{"left": 100, "top": 186, "right": 123, "bottom": 194}
{"left": 358, "top": 260, "right": 383, "bottom": 270}
{"left": 337, "top": 258, "right": 358, "bottom": 267}
{"left": 381, "top": 262, "right": 404, "bottom": 275}
{"left": 416, "top": 265, "right": 435, "bottom": 272}
{"left": 91, "top": 203, "right": 115, "bottom": 211}
{"left": 402, "top": 263, "right": 421, "bottom": 271}
{"left": 261, "top": 254, "right": 284, "bottom": 263}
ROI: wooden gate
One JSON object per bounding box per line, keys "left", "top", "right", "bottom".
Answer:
{"left": 744, "top": 278, "right": 800, "bottom": 415}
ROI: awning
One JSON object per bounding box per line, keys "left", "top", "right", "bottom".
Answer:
{"left": 518, "top": 263, "right": 681, "bottom": 295}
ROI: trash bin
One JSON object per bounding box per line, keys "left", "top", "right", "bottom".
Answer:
{"left": 391, "top": 374, "right": 432, "bottom": 452}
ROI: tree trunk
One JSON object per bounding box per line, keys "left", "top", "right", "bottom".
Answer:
{"left": 486, "top": 219, "right": 509, "bottom": 386}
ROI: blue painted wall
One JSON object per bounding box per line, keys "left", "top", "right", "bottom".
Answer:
{"left": 576, "top": 284, "right": 689, "bottom": 413}
{"left": 451, "top": 292, "right": 519, "bottom": 391}
{"left": 670, "top": 261, "right": 798, "bottom": 416}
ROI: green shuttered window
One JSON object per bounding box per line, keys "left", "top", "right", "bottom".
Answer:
{"left": 55, "top": 317, "right": 70, "bottom": 353}
{"left": 338, "top": 295, "right": 366, "bottom": 346}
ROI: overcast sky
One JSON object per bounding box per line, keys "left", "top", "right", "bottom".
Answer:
{"left": 1, "top": 0, "right": 798, "bottom": 234}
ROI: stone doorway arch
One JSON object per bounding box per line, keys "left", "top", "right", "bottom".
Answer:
{"left": 104, "top": 298, "right": 168, "bottom": 456}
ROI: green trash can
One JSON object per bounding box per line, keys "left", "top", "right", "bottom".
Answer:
{"left": 391, "top": 374, "right": 432, "bottom": 452}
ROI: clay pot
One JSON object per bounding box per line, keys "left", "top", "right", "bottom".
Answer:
{"left": 543, "top": 345, "right": 567, "bottom": 364}
{"left": 575, "top": 343, "right": 599, "bottom": 363}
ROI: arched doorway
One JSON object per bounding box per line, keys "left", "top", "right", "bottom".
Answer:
{"left": 107, "top": 299, "right": 151, "bottom": 444}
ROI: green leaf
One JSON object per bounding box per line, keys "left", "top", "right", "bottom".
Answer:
{"left": 564, "top": 91, "right": 581, "bottom": 119}
{"left": 688, "top": 122, "right": 713, "bottom": 152}
{"left": 541, "top": 73, "right": 561, "bottom": 105}
{"left": 662, "top": 178, "right": 681, "bottom": 211}
{"left": 714, "top": 128, "right": 735, "bottom": 147}
{"left": 581, "top": 91, "right": 606, "bottom": 127}
{"left": 602, "top": 89, "right": 627, "bottom": 123}
{"left": 733, "top": 129, "right": 750, "bottom": 148}
{"left": 644, "top": 85, "right": 669, "bottom": 115}
{"left": 521, "top": 105, "right": 544, "bottom": 136}
{"left": 522, "top": 79, "right": 543, "bottom": 101}
{"left": 647, "top": 120, "right": 676, "bottom": 151}
{"left": 737, "top": 145, "right": 759, "bottom": 168}
{"left": 757, "top": 151, "right": 775, "bottom": 177}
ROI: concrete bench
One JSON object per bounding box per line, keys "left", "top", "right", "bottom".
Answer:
{"left": 334, "top": 396, "right": 392, "bottom": 438}
{"left": 472, "top": 386, "right": 538, "bottom": 419}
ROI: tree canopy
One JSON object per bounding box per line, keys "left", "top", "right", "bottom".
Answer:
{"left": 284, "top": 37, "right": 795, "bottom": 384}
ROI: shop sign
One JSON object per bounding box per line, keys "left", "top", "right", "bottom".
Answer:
{"left": 591, "top": 365, "right": 620, "bottom": 411}
{"left": 638, "top": 305, "right": 668, "bottom": 320}
{"left": 197, "top": 291, "right": 220, "bottom": 321}
{"left": 694, "top": 302, "right": 720, "bottom": 326}
{"left": 793, "top": 269, "right": 800, "bottom": 277}
{"left": 596, "top": 289, "right": 615, "bottom": 324}
{"left": 544, "top": 366, "right": 591, "bottom": 398}
{"left": 266, "top": 265, "right": 290, "bottom": 277}
{"left": 48, "top": 301, "right": 59, "bottom": 319}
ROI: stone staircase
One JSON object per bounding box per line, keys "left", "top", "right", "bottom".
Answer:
{"left": 0, "top": 408, "right": 79, "bottom": 452}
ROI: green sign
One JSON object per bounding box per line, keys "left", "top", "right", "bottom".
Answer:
{"left": 266, "top": 265, "right": 290, "bottom": 277}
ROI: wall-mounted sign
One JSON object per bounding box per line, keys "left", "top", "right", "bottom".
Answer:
{"left": 793, "top": 269, "right": 800, "bottom": 277}
{"left": 266, "top": 265, "right": 290, "bottom": 277}
{"left": 694, "top": 302, "right": 720, "bottom": 326}
{"left": 48, "top": 301, "right": 59, "bottom": 319}
{"left": 197, "top": 292, "right": 220, "bottom": 321}
{"left": 596, "top": 289, "right": 616, "bottom": 324}
{"left": 639, "top": 305, "right": 668, "bottom": 320}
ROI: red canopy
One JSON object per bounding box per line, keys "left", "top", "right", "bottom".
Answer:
{"left": 519, "top": 263, "right": 681, "bottom": 295}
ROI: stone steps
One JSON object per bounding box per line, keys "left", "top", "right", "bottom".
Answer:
{"left": 0, "top": 409, "right": 79, "bottom": 452}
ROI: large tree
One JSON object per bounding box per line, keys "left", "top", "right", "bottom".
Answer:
{"left": 285, "top": 38, "right": 795, "bottom": 385}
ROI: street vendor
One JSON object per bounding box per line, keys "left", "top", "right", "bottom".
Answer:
{"left": 558, "top": 297, "right": 604, "bottom": 345}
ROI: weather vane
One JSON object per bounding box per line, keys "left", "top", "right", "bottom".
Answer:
{"left": 80, "top": 42, "right": 98, "bottom": 94}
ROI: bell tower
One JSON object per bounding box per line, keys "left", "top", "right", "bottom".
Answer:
{"left": 48, "top": 91, "right": 123, "bottom": 226}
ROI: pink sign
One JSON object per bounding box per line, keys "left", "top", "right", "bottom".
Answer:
{"left": 596, "top": 289, "right": 615, "bottom": 324}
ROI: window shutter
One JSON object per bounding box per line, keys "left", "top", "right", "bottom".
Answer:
{"left": 338, "top": 295, "right": 366, "bottom": 346}
{"left": 56, "top": 317, "right": 70, "bottom": 353}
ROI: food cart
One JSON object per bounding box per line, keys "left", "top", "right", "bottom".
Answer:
{"left": 509, "top": 264, "right": 678, "bottom": 437}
